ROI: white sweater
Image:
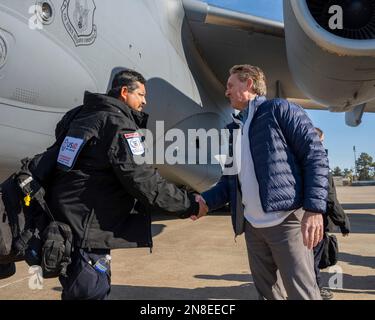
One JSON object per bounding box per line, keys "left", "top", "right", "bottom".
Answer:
{"left": 237, "top": 100, "right": 294, "bottom": 228}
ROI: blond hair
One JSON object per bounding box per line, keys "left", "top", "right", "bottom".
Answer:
{"left": 229, "top": 64, "right": 267, "bottom": 96}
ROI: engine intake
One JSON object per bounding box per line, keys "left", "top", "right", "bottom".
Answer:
{"left": 283, "top": 0, "right": 375, "bottom": 110}
{"left": 307, "top": 0, "right": 375, "bottom": 40}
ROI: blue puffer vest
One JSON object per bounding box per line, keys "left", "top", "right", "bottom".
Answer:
{"left": 249, "top": 97, "right": 329, "bottom": 213}
{"left": 202, "top": 97, "right": 329, "bottom": 235}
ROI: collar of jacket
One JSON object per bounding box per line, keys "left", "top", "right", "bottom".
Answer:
{"left": 83, "top": 91, "right": 149, "bottom": 128}
{"left": 252, "top": 95, "right": 267, "bottom": 111}
{"left": 231, "top": 95, "right": 267, "bottom": 124}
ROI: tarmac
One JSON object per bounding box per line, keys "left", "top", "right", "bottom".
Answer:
{"left": 0, "top": 186, "right": 374, "bottom": 300}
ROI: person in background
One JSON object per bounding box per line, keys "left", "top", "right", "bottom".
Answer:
{"left": 313, "top": 127, "right": 350, "bottom": 300}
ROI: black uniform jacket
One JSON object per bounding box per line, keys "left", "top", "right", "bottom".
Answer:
{"left": 325, "top": 172, "right": 350, "bottom": 234}
{"left": 45, "top": 92, "right": 198, "bottom": 249}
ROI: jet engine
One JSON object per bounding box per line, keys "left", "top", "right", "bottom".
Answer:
{"left": 283, "top": 0, "right": 375, "bottom": 125}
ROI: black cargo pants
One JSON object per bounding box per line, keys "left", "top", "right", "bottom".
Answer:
{"left": 59, "top": 248, "right": 111, "bottom": 300}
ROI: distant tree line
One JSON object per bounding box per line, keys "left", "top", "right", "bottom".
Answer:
{"left": 332, "top": 152, "right": 375, "bottom": 181}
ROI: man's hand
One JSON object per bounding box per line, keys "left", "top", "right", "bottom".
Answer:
{"left": 342, "top": 233, "right": 349, "bottom": 237}
{"left": 340, "top": 226, "right": 350, "bottom": 237}
{"left": 191, "top": 194, "right": 208, "bottom": 221}
{"left": 301, "top": 211, "right": 324, "bottom": 250}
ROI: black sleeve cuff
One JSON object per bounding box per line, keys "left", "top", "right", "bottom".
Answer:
{"left": 179, "top": 193, "right": 199, "bottom": 219}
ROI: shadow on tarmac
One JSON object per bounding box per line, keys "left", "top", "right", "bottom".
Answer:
{"left": 321, "top": 272, "right": 375, "bottom": 293}
{"left": 50, "top": 273, "right": 256, "bottom": 299}
{"left": 338, "top": 252, "right": 375, "bottom": 269}
{"left": 194, "top": 273, "right": 252, "bottom": 283}
{"left": 151, "top": 223, "right": 167, "bottom": 237}
{"left": 108, "top": 273, "right": 256, "bottom": 299}
{"left": 109, "top": 282, "right": 257, "bottom": 300}
{"left": 342, "top": 203, "right": 375, "bottom": 210}
{"left": 344, "top": 213, "right": 375, "bottom": 234}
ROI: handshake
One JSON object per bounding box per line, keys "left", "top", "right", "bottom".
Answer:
{"left": 191, "top": 194, "right": 209, "bottom": 221}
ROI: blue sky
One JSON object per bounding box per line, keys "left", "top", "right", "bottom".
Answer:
{"left": 206, "top": 0, "right": 375, "bottom": 171}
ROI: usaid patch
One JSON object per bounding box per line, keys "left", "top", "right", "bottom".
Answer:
{"left": 124, "top": 132, "right": 144, "bottom": 156}
{"left": 57, "top": 136, "right": 84, "bottom": 168}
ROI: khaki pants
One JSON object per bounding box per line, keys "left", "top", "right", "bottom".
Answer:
{"left": 244, "top": 211, "right": 321, "bottom": 300}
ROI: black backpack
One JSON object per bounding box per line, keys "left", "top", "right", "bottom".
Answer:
{"left": 0, "top": 187, "right": 14, "bottom": 260}
{"left": 0, "top": 159, "right": 74, "bottom": 279}
{"left": 0, "top": 106, "right": 84, "bottom": 278}
{"left": 0, "top": 173, "right": 44, "bottom": 265}
{"left": 15, "top": 160, "right": 74, "bottom": 279}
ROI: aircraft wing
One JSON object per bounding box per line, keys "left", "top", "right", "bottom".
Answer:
{"left": 365, "top": 100, "right": 375, "bottom": 113}
{"left": 182, "top": 0, "right": 323, "bottom": 109}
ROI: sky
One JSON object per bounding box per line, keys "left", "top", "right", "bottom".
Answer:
{"left": 206, "top": 0, "right": 375, "bottom": 171}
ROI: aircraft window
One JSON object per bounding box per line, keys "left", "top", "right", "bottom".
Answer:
{"left": 35, "top": 1, "right": 54, "bottom": 25}
{"left": 41, "top": 3, "right": 53, "bottom": 22}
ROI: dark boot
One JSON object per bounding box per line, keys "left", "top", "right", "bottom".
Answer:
{"left": 0, "top": 263, "right": 16, "bottom": 280}
{"left": 320, "top": 287, "right": 333, "bottom": 300}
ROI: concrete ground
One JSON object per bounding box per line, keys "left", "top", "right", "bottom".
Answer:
{"left": 0, "top": 186, "right": 374, "bottom": 300}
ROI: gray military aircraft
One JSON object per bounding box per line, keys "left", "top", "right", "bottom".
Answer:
{"left": 0, "top": 0, "right": 374, "bottom": 191}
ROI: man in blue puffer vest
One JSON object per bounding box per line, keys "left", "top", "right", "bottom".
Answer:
{"left": 194, "top": 65, "right": 329, "bottom": 300}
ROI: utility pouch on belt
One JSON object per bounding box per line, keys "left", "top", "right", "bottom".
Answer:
{"left": 41, "top": 221, "right": 73, "bottom": 278}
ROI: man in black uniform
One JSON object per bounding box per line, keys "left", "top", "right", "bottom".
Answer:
{"left": 313, "top": 127, "right": 350, "bottom": 300}
{"left": 46, "top": 70, "right": 200, "bottom": 300}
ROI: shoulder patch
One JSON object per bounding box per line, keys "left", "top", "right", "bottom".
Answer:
{"left": 124, "top": 132, "right": 144, "bottom": 156}
{"left": 57, "top": 136, "right": 85, "bottom": 168}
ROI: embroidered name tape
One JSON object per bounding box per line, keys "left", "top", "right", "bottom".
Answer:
{"left": 124, "top": 132, "right": 144, "bottom": 156}
{"left": 57, "top": 136, "right": 84, "bottom": 168}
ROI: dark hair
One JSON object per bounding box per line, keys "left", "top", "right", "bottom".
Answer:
{"left": 108, "top": 69, "right": 146, "bottom": 98}
{"left": 315, "top": 127, "right": 323, "bottom": 138}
